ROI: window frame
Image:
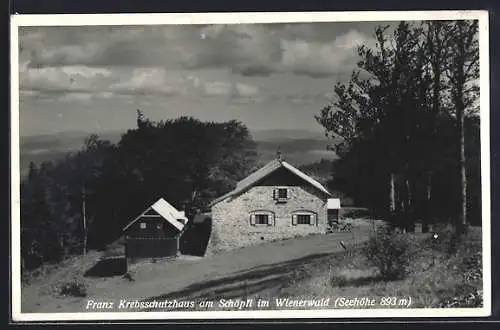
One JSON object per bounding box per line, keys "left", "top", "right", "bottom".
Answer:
{"left": 249, "top": 210, "right": 275, "bottom": 226}
{"left": 278, "top": 188, "right": 288, "bottom": 199}
{"left": 292, "top": 211, "right": 317, "bottom": 226}
{"left": 140, "top": 222, "right": 147, "bottom": 229}
{"left": 255, "top": 214, "right": 270, "bottom": 225}
{"left": 297, "top": 214, "right": 312, "bottom": 225}
{"left": 274, "top": 187, "right": 290, "bottom": 203}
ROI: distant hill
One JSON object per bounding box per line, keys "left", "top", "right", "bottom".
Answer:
{"left": 251, "top": 129, "right": 336, "bottom": 166}
{"left": 298, "top": 159, "right": 355, "bottom": 206}
{"left": 18, "top": 128, "right": 337, "bottom": 177}
{"left": 250, "top": 129, "right": 328, "bottom": 142}
{"left": 298, "top": 159, "right": 334, "bottom": 186}
{"left": 19, "top": 130, "right": 123, "bottom": 177}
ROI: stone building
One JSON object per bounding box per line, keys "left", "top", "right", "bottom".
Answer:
{"left": 207, "top": 156, "right": 335, "bottom": 254}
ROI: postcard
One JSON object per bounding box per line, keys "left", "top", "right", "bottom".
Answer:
{"left": 10, "top": 10, "right": 491, "bottom": 321}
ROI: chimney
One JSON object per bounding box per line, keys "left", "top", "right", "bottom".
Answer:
{"left": 277, "top": 146, "right": 283, "bottom": 163}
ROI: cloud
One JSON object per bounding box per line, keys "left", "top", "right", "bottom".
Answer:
{"left": 19, "top": 66, "right": 182, "bottom": 102}
{"left": 234, "top": 83, "right": 259, "bottom": 97}
{"left": 19, "top": 62, "right": 263, "bottom": 103}
{"left": 202, "top": 81, "right": 232, "bottom": 97}
{"left": 28, "top": 44, "right": 103, "bottom": 68}
{"left": 236, "top": 65, "right": 277, "bottom": 77}
{"left": 108, "top": 68, "right": 187, "bottom": 97}
{"left": 20, "top": 65, "right": 115, "bottom": 98}
{"left": 20, "top": 24, "right": 377, "bottom": 79}
{"left": 334, "top": 29, "right": 375, "bottom": 50}
{"left": 57, "top": 92, "right": 94, "bottom": 102}
{"left": 283, "top": 89, "right": 338, "bottom": 105}
{"left": 189, "top": 25, "right": 283, "bottom": 76}
{"left": 229, "top": 83, "right": 264, "bottom": 104}
{"left": 279, "top": 29, "right": 376, "bottom": 78}
{"left": 23, "top": 26, "right": 201, "bottom": 69}
{"left": 201, "top": 81, "right": 263, "bottom": 102}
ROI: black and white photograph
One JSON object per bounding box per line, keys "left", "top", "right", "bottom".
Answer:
{"left": 10, "top": 11, "right": 491, "bottom": 321}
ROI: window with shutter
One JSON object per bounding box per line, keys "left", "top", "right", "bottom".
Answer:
{"left": 250, "top": 211, "right": 274, "bottom": 226}
{"left": 292, "top": 211, "right": 317, "bottom": 226}
{"left": 297, "top": 214, "right": 311, "bottom": 225}
{"left": 274, "top": 187, "right": 289, "bottom": 203}
{"left": 311, "top": 214, "right": 317, "bottom": 226}
{"left": 255, "top": 214, "right": 269, "bottom": 225}
{"left": 278, "top": 188, "right": 288, "bottom": 199}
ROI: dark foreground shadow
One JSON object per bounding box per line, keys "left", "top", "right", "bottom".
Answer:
{"left": 84, "top": 257, "right": 127, "bottom": 278}
{"left": 331, "top": 274, "right": 385, "bottom": 287}
{"left": 180, "top": 216, "right": 212, "bottom": 257}
{"left": 145, "top": 252, "right": 331, "bottom": 307}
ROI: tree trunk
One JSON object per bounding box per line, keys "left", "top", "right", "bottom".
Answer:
{"left": 457, "top": 106, "right": 468, "bottom": 235}
{"left": 447, "top": 20, "right": 478, "bottom": 237}
{"left": 389, "top": 173, "right": 397, "bottom": 229}
{"left": 405, "top": 177, "right": 415, "bottom": 232}
{"left": 389, "top": 173, "right": 396, "bottom": 214}
{"left": 422, "top": 173, "right": 432, "bottom": 233}
{"left": 82, "top": 186, "right": 87, "bottom": 255}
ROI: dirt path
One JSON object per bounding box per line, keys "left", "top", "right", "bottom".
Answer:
{"left": 22, "top": 230, "right": 367, "bottom": 313}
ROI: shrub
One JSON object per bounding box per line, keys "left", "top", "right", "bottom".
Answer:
{"left": 123, "top": 272, "right": 135, "bottom": 282}
{"left": 342, "top": 208, "right": 371, "bottom": 219}
{"left": 438, "top": 285, "right": 483, "bottom": 308}
{"left": 425, "top": 223, "right": 461, "bottom": 254}
{"left": 461, "top": 251, "right": 483, "bottom": 283}
{"left": 59, "top": 278, "right": 87, "bottom": 297}
{"left": 363, "top": 225, "right": 413, "bottom": 280}
{"left": 329, "top": 274, "right": 348, "bottom": 287}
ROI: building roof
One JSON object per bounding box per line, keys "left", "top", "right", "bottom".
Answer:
{"left": 209, "top": 159, "right": 331, "bottom": 207}
{"left": 123, "top": 198, "right": 189, "bottom": 232}
{"left": 327, "top": 198, "right": 341, "bottom": 209}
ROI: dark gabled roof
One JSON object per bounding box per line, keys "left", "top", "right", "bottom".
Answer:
{"left": 209, "top": 159, "right": 331, "bottom": 207}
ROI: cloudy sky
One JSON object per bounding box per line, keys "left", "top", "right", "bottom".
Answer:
{"left": 18, "top": 21, "right": 391, "bottom": 137}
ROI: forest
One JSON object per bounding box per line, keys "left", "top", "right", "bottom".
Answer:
{"left": 316, "top": 20, "right": 481, "bottom": 232}
{"left": 21, "top": 115, "right": 259, "bottom": 270}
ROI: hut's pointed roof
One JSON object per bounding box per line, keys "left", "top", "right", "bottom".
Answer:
{"left": 123, "top": 198, "right": 188, "bottom": 232}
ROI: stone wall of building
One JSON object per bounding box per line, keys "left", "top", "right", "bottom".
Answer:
{"left": 207, "top": 184, "right": 328, "bottom": 254}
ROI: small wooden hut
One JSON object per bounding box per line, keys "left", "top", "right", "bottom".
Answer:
{"left": 327, "top": 198, "right": 341, "bottom": 225}
{"left": 122, "top": 198, "right": 188, "bottom": 263}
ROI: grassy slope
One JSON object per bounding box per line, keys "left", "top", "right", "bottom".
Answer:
{"left": 21, "top": 228, "right": 365, "bottom": 313}
{"left": 20, "top": 222, "right": 483, "bottom": 313}
{"left": 269, "top": 227, "right": 483, "bottom": 309}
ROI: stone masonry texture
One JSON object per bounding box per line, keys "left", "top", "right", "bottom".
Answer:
{"left": 207, "top": 171, "right": 329, "bottom": 255}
